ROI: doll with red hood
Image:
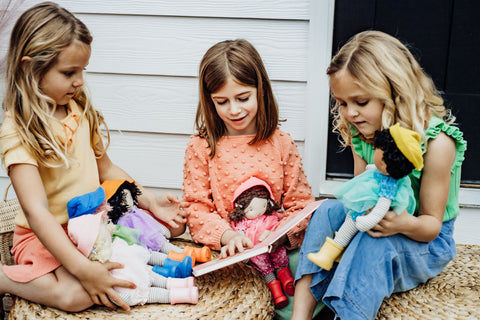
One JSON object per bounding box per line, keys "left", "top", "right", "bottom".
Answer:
{"left": 230, "top": 177, "right": 295, "bottom": 309}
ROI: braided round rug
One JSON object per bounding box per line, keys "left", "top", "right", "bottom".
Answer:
{"left": 9, "top": 239, "right": 275, "bottom": 320}
{"left": 376, "top": 244, "right": 480, "bottom": 320}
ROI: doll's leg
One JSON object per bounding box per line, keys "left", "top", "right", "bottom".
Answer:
{"left": 148, "top": 251, "right": 168, "bottom": 266}
{"left": 308, "top": 214, "right": 357, "bottom": 270}
{"left": 160, "top": 241, "right": 183, "bottom": 254}
{"left": 322, "top": 219, "right": 456, "bottom": 320}
{"left": 355, "top": 197, "right": 392, "bottom": 232}
{"left": 250, "top": 254, "right": 288, "bottom": 309}
{"left": 333, "top": 214, "right": 358, "bottom": 247}
{"left": 271, "top": 247, "right": 295, "bottom": 296}
{"left": 148, "top": 268, "right": 194, "bottom": 289}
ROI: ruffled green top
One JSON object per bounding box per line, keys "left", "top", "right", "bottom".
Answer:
{"left": 351, "top": 116, "right": 467, "bottom": 221}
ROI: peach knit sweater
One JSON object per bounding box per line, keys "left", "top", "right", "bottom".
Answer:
{"left": 182, "top": 129, "right": 314, "bottom": 251}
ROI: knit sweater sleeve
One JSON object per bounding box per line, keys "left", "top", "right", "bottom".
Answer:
{"left": 182, "top": 136, "right": 231, "bottom": 250}
{"left": 275, "top": 132, "right": 315, "bottom": 249}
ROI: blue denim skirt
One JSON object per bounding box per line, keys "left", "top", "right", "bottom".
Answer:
{"left": 295, "top": 199, "right": 456, "bottom": 320}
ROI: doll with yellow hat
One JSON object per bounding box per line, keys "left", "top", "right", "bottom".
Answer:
{"left": 308, "top": 124, "right": 423, "bottom": 270}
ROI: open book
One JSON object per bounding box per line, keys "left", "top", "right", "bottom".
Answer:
{"left": 192, "top": 199, "right": 324, "bottom": 277}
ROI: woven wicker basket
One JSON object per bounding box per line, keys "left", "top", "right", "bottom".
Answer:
{"left": 0, "top": 184, "right": 19, "bottom": 266}
{"left": 376, "top": 244, "right": 480, "bottom": 320}
{"left": 9, "top": 239, "right": 275, "bottom": 320}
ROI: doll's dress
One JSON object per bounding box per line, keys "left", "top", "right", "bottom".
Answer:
{"left": 231, "top": 212, "right": 283, "bottom": 245}
{"left": 333, "top": 167, "right": 416, "bottom": 221}
{"left": 117, "top": 206, "right": 169, "bottom": 251}
{"left": 110, "top": 237, "right": 152, "bottom": 306}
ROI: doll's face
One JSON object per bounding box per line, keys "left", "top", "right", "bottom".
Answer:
{"left": 121, "top": 189, "right": 134, "bottom": 212}
{"left": 89, "top": 220, "right": 114, "bottom": 263}
{"left": 244, "top": 197, "right": 268, "bottom": 219}
{"left": 374, "top": 148, "right": 388, "bottom": 175}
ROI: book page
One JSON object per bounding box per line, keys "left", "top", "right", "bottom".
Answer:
{"left": 192, "top": 199, "right": 324, "bottom": 276}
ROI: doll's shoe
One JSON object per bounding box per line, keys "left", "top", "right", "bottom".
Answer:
{"left": 168, "top": 251, "right": 197, "bottom": 266}
{"left": 183, "top": 245, "right": 212, "bottom": 263}
{"left": 307, "top": 237, "right": 344, "bottom": 271}
{"left": 276, "top": 267, "right": 295, "bottom": 296}
{"left": 166, "top": 276, "right": 195, "bottom": 289}
{"left": 153, "top": 256, "right": 192, "bottom": 278}
{"left": 152, "top": 264, "right": 182, "bottom": 278}
{"left": 170, "top": 287, "right": 199, "bottom": 305}
{"left": 164, "top": 256, "right": 193, "bottom": 278}
{"left": 267, "top": 280, "right": 288, "bottom": 309}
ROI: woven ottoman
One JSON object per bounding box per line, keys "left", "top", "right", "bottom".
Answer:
{"left": 376, "top": 244, "right": 480, "bottom": 320}
{"left": 8, "top": 239, "right": 275, "bottom": 320}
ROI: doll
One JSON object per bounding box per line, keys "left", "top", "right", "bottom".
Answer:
{"left": 308, "top": 123, "right": 423, "bottom": 270}
{"left": 101, "top": 180, "right": 211, "bottom": 265}
{"left": 67, "top": 186, "right": 194, "bottom": 277}
{"left": 229, "top": 177, "right": 295, "bottom": 309}
{"left": 67, "top": 201, "right": 198, "bottom": 306}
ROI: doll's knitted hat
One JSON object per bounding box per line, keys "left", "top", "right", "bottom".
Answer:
{"left": 232, "top": 177, "right": 274, "bottom": 208}
{"left": 67, "top": 186, "right": 105, "bottom": 219}
{"left": 101, "top": 179, "right": 135, "bottom": 199}
{"left": 389, "top": 123, "right": 424, "bottom": 171}
{"left": 68, "top": 212, "right": 104, "bottom": 257}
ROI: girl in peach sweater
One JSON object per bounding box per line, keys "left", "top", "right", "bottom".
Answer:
{"left": 182, "top": 39, "right": 314, "bottom": 305}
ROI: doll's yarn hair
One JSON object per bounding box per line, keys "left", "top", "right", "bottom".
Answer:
{"left": 107, "top": 180, "right": 142, "bottom": 223}
{"left": 229, "top": 186, "right": 280, "bottom": 222}
{"left": 374, "top": 129, "right": 415, "bottom": 180}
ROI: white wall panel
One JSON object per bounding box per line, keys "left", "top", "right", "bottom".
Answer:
{"left": 56, "top": 0, "right": 309, "bottom": 20}
{"left": 86, "top": 73, "right": 307, "bottom": 139}
{"left": 79, "top": 14, "right": 308, "bottom": 81}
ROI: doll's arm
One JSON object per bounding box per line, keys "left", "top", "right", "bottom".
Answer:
{"left": 355, "top": 197, "right": 392, "bottom": 232}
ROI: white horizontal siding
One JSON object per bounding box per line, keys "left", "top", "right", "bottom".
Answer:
{"left": 86, "top": 73, "right": 307, "bottom": 139}
{"left": 56, "top": 0, "right": 310, "bottom": 20}
{"left": 79, "top": 14, "right": 308, "bottom": 81}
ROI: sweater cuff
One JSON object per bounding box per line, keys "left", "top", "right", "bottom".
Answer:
{"left": 211, "top": 224, "right": 232, "bottom": 251}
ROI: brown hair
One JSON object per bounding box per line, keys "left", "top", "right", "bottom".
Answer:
{"left": 229, "top": 186, "right": 280, "bottom": 222}
{"left": 196, "top": 39, "right": 279, "bottom": 157}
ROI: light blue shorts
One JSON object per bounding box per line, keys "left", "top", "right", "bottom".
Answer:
{"left": 296, "top": 199, "right": 456, "bottom": 320}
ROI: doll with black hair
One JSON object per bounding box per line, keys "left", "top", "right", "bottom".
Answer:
{"left": 308, "top": 123, "right": 423, "bottom": 271}
{"left": 101, "top": 180, "right": 183, "bottom": 254}
{"left": 230, "top": 177, "right": 296, "bottom": 309}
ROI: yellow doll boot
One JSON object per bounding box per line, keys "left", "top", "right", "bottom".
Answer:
{"left": 307, "top": 237, "right": 344, "bottom": 271}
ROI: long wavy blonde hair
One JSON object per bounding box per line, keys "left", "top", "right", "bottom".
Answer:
{"left": 328, "top": 30, "right": 453, "bottom": 147}
{"left": 2, "top": 1, "right": 109, "bottom": 168}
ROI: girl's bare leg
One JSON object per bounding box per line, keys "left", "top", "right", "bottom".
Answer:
{"left": 291, "top": 274, "right": 317, "bottom": 320}
{"left": 0, "top": 263, "right": 93, "bottom": 312}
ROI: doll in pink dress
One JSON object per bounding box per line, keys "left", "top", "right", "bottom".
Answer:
{"left": 229, "top": 177, "right": 295, "bottom": 309}
{"left": 67, "top": 203, "right": 198, "bottom": 306}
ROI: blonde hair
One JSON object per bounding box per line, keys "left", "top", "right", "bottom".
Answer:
{"left": 196, "top": 39, "right": 279, "bottom": 158}
{"left": 328, "top": 30, "right": 452, "bottom": 147}
{"left": 2, "top": 1, "right": 109, "bottom": 168}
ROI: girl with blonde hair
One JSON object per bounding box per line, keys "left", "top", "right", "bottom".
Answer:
{"left": 292, "top": 30, "right": 466, "bottom": 320}
{"left": 0, "top": 2, "right": 185, "bottom": 312}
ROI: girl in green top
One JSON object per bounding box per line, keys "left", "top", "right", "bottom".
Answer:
{"left": 292, "top": 30, "right": 467, "bottom": 320}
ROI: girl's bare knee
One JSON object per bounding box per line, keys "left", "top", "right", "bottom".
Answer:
{"left": 52, "top": 284, "right": 93, "bottom": 312}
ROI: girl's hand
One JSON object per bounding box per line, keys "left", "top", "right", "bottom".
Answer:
{"left": 150, "top": 193, "right": 187, "bottom": 229}
{"left": 366, "top": 209, "right": 412, "bottom": 238}
{"left": 220, "top": 230, "right": 253, "bottom": 258}
{"left": 258, "top": 230, "right": 272, "bottom": 242}
{"left": 76, "top": 260, "right": 136, "bottom": 312}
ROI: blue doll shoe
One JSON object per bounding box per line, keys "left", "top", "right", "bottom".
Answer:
{"left": 153, "top": 256, "right": 192, "bottom": 278}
